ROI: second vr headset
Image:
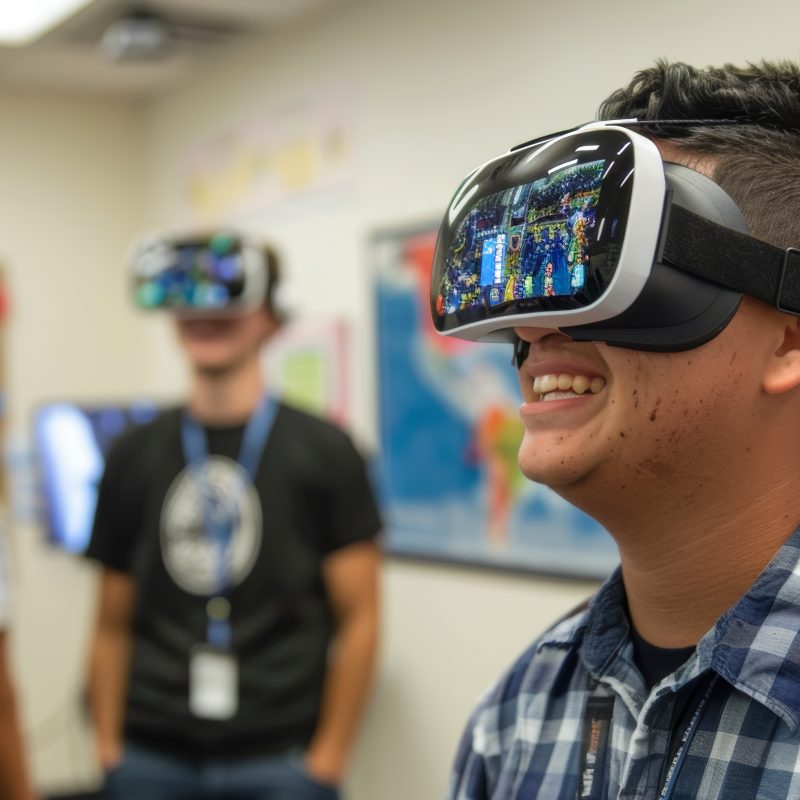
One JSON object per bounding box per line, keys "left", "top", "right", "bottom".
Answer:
{"left": 130, "top": 232, "right": 274, "bottom": 316}
{"left": 430, "top": 122, "right": 800, "bottom": 354}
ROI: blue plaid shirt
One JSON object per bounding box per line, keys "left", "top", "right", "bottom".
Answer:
{"left": 449, "top": 528, "right": 800, "bottom": 799}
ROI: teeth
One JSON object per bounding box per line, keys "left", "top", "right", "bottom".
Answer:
{"left": 532, "top": 373, "right": 606, "bottom": 400}
{"left": 590, "top": 377, "right": 605, "bottom": 394}
{"left": 534, "top": 374, "right": 558, "bottom": 394}
{"left": 542, "top": 391, "right": 578, "bottom": 402}
{"left": 572, "top": 375, "right": 590, "bottom": 395}
{"left": 557, "top": 374, "right": 573, "bottom": 391}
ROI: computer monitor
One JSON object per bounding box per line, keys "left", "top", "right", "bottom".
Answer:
{"left": 34, "top": 402, "right": 159, "bottom": 553}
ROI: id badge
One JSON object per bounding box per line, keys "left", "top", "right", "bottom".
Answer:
{"left": 189, "top": 645, "right": 238, "bottom": 720}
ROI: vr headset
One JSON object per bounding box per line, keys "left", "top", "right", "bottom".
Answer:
{"left": 430, "top": 122, "right": 800, "bottom": 362}
{"left": 131, "top": 232, "right": 270, "bottom": 316}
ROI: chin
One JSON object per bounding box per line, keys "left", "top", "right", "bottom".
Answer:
{"left": 196, "top": 355, "right": 246, "bottom": 374}
{"left": 519, "top": 456, "right": 621, "bottom": 535}
{"left": 519, "top": 462, "right": 585, "bottom": 490}
{"left": 184, "top": 352, "right": 233, "bottom": 373}
{"left": 183, "top": 342, "right": 237, "bottom": 365}
{"left": 517, "top": 443, "right": 599, "bottom": 492}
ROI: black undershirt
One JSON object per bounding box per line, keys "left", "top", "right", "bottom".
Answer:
{"left": 630, "top": 627, "right": 696, "bottom": 690}
{"left": 628, "top": 620, "right": 711, "bottom": 789}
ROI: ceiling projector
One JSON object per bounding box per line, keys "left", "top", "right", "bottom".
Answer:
{"left": 100, "top": 12, "right": 173, "bottom": 61}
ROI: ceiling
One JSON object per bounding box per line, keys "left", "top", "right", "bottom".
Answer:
{"left": 0, "top": 0, "right": 349, "bottom": 99}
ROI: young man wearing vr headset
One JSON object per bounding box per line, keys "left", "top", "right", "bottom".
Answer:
{"left": 86, "top": 236, "right": 381, "bottom": 799}
{"left": 439, "top": 61, "right": 800, "bottom": 799}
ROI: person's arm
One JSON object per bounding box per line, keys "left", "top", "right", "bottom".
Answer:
{"left": 87, "top": 568, "right": 135, "bottom": 771}
{"left": 0, "top": 633, "right": 34, "bottom": 800}
{"left": 304, "top": 540, "right": 380, "bottom": 784}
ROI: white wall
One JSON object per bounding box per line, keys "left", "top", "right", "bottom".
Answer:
{"left": 6, "top": 0, "right": 800, "bottom": 796}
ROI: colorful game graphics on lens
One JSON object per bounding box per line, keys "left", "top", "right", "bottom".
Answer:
{"left": 439, "top": 161, "right": 600, "bottom": 319}
{"left": 132, "top": 232, "right": 266, "bottom": 315}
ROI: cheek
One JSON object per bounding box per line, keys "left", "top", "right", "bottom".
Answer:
{"left": 610, "top": 349, "right": 756, "bottom": 461}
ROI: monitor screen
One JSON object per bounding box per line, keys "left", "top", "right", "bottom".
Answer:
{"left": 34, "top": 402, "right": 159, "bottom": 553}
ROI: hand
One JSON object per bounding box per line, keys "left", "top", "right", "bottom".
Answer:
{"left": 97, "top": 738, "right": 123, "bottom": 772}
{"left": 303, "top": 750, "right": 344, "bottom": 787}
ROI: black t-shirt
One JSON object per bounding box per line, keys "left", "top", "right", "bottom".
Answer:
{"left": 630, "top": 626, "right": 696, "bottom": 690}
{"left": 86, "top": 403, "right": 382, "bottom": 758}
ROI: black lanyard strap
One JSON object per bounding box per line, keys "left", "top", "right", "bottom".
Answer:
{"left": 578, "top": 689, "right": 615, "bottom": 800}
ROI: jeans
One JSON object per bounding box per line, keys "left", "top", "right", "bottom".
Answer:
{"left": 104, "top": 742, "right": 341, "bottom": 800}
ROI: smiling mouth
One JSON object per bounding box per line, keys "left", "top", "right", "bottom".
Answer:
{"left": 532, "top": 373, "right": 607, "bottom": 402}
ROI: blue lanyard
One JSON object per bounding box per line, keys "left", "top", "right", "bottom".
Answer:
{"left": 659, "top": 675, "right": 718, "bottom": 799}
{"left": 180, "top": 395, "right": 278, "bottom": 649}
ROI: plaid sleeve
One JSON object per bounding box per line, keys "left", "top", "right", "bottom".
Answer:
{"left": 447, "top": 640, "right": 544, "bottom": 799}
{"left": 448, "top": 704, "right": 493, "bottom": 800}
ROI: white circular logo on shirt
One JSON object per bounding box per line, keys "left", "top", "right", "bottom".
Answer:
{"left": 160, "top": 456, "right": 262, "bottom": 595}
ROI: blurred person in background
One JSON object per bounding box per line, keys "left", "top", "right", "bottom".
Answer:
{"left": 86, "top": 234, "right": 381, "bottom": 799}
{"left": 0, "top": 272, "right": 35, "bottom": 800}
{"left": 0, "top": 532, "right": 35, "bottom": 800}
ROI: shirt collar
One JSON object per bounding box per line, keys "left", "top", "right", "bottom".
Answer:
{"left": 706, "top": 526, "right": 800, "bottom": 733}
{"left": 538, "top": 567, "right": 629, "bottom": 670}
{"left": 540, "top": 527, "right": 800, "bottom": 732}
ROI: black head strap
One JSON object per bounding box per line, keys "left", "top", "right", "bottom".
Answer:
{"left": 511, "top": 205, "right": 800, "bottom": 367}
{"left": 663, "top": 205, "right": 800, "bottom": 314}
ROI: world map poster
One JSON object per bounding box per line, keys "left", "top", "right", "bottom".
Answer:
{"left": 374, "top": 225, "right": 619, "bottom": 578}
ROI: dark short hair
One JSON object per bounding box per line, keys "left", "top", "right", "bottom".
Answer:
{"left": 597, "top": 60, "right": 800, "bottom": 248}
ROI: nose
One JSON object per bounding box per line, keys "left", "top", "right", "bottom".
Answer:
{"left": 512, "top": 327, "right": 574, "bottom": 369}
{"left": 513, "top": 326, "right": 566, "bottom": 345}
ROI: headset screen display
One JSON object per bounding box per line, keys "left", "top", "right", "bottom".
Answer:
{"left": 440, "top": 161, "right": 604, "bottom": 315}
{"left": 431, "top": 128, "right": 637, "bottom": 334}
{"left": 134, "top": 235, "right": 247, "bottom": 310}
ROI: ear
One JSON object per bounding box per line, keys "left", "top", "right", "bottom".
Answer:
{"left": 258, "top": 307, "right": 281, "bottom": 343}
{"left": 763, "top": 316, "right": 800, "bottom": 394}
